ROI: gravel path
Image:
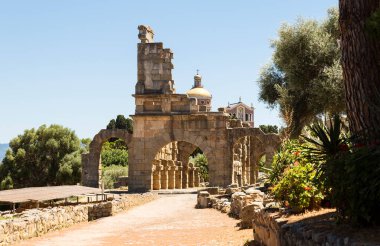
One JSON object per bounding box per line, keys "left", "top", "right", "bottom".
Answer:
{"left": 17, "top": 194, "right": 252, "bottom": 246}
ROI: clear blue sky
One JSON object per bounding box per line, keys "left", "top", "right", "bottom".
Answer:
{"left": 0, "top": 0, "right": 337, "bottom": 143}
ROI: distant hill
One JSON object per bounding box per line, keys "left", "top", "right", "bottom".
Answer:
{"left": 0, "top": 144, "right": 9, "bottom": 162}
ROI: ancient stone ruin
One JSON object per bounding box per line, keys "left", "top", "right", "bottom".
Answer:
{"left": 81, "top": 25, "right": 280, "bottom": 191}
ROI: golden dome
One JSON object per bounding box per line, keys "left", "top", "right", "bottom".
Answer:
{"left": 186, "top": 87, "right": 212, "bottom": 98}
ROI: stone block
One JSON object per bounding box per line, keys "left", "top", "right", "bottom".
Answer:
{"left": 197, "top": 191, "right": 210, "bottom": 209}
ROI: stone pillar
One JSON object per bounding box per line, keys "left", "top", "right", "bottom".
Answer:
{"left": 182, "top": 163, "right": 189, "bottom": 189}
{"left": 152, "top": 160, "right": 162, "bottom": 190}
{"left": 194, "top": 168, "right": 200, "bottom": 187}
{"left": 241, "top": 137, "right": 247, "bottom": 185}
{"left": 175, "top": 161, "right": 183, "bottom": 189}
{"left": 161, "top": 160, "right": 169, "bottom": 189}
{"left": 246, "top": 137, "right": 251, "bottom": 184}
{"left": 168, "top": 160, "right": 177, "bottom": 189}
{"left": 188, "top": 163, "right": 195, "bottom": 188}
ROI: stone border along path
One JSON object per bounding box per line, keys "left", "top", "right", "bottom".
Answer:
{"left": 1, "top": 193, "right": 158, "bottom": 245}
{"left": 16, "top": 194, "right": 253, "bottom": 246}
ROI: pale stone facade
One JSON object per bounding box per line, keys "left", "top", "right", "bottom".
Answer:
{"left": 226, "top": 99, "right": 255, "bottom": 127}
{"left": 81, "top": 25, "right": 280, "bottom": 191}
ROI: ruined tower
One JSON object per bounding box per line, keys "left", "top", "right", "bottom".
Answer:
{"left": 135, "top": 25, "right": 175, "bottom": 95}
{"left": 81, "top": 25, "right": 281, "bottom": 191}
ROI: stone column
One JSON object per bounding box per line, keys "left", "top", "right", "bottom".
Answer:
{"left": 249, "top": 138, "right": 257, "bottom": 185}
{"left": 168, "top": 160, "right": 177, "bottom": 189}
{"left": 152, "top": 160, "right": 162, "bottom": 190}
{"left": 175, "top": 161, "right": 183, "bottom": 189}
{"left": 182, "top": 163, "right": 189, "bottom": 189}
{"left": 161, "top": 160, "right": 169, "bottom": 189}
{"left": 194, "top": 168, "right": 200, "bottom": 187}
{"left": 241, "top": 137, "right": 248, "bottom": 185}
{"left": 245, "top": 137, "right": 251, "bottom": 185}
{"left": 188, "top": 163, "right": 195, "bottom": 188}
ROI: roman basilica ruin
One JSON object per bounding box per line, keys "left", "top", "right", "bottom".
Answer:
{"left": 81, "top": 25, "right": 280, "bottom": 191}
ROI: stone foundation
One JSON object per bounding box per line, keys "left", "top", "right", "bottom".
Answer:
{"left": 251, "top": 210, "right": 377, "bottom": 246}
{"left": 0, "top": 193, "right": 157, "bottom": 245}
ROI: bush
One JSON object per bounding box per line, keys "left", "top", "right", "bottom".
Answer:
{"left": 0, "top": 175, "right": 13, "bottom": 190}
{"left": 269, "top": 140, "right": 307, "bottom": 184}
{"left": 101, "top": 139, "right": 128, "bottom": 167}
{"left": 268, "top": 139, "right": 325, "bottom": 212}
{"left": 101, "top": 149, "right": 128, "bottom": 167}
{"left": 102, "top": 165, "right": 128, "bottom": 189}
{"left": 326, "top": 146, "right": 380, "bottom": 225}
{"left": 302, "top": 115, "right": 347, "bottom": 190}
{"left": 189, "top": 154, "right": 208, "bottom": 182}
{"left": 56, "top": 151, "right": 82, "bottom": 185}
{"left": 272, "top": 162, "right": 324, "bottom": 212}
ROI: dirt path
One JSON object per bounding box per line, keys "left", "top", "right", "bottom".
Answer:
{"left": 18, "top": 194, "right": 252, "bottom": 246}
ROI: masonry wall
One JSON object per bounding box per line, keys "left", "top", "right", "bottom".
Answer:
{"left": 252, "top": 211, "right": 366, "bottom": 246}
{"left": 0, "top": 193, "right": 157, "bottom": 245}
{"left": 129, "top": 113, "right": 232, "bottom": 191}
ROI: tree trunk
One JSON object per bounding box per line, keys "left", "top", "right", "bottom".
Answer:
{"left": 339, "top": 0, "right": 380, "bottom": 143}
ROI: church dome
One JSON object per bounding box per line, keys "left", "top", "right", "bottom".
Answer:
{"left": 186, "top": 72, "right": 212, "bottom": 99}
{"left": 186, "top": 87, "right": 212, "bottom": 98}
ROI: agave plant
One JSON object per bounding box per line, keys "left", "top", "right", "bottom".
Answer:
{"left": 302, "top": 115, "right": 346, "bottom": 160}
{"left": 301, "top": 115, "right": 347, "bottom": 185}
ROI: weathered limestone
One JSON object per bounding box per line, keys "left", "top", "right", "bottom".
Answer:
{"left": 240, "top": 202, "right": 264, "bottom": 228}
{"left": 188, "top": 163, "right": 195, "bottom": 188}
{"left": 194, "top": 168, "right": 200, "bottom": 187}
{"left": 81, "top": 129, "right": 133, "bottom": 188}
{"left": 182, "top": 163, "right": 189, "bottom": 189}
{"left": 251, "top": 210, "right": 364, "bottom": 246}
{"left": 0, "top": 193, "right": 157, "bottom": 245}
{"left": 197, "top": 191, "right": 211, "bottom": 208}
{"left": 152, "top": 160, "right": 162, "bottom": 190}
{"left": 175, "top": 162, "right": 183, "bottom": 189}
{"left": 168, "top": 160, "right": 176, "bottom": 189}
{"left": 160, "top": 160, "right": 169, "bottom": 189}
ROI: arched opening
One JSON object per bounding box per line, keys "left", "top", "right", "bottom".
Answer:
{"left": 189, "top": 147, "right": 209, "bottom": 184}
{"left": 100, "top": 138, "right": 129, "bottom": 189}
{"left": 151, "top": 141, "right": 208, "bottom": 190}
{"left": 81, "top": 129, "right": 132, "bottom": 188}
{"left": 232, "top": 136, "right": 264, "bottom": 186}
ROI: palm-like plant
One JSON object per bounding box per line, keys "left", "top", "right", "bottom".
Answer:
{"left": 301, "top": 115, "right": 347, "bottom": 183}
{"left": 302, "top": 115, "right": 346, "bottom": 159}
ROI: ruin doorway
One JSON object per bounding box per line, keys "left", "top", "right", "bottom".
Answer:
{"left": 100, "top": 138, "right": 129, "bottom": 189}
{"left": 81, "top": 129, "right": 133, "bottom": 188}
{"left": 151, "top": 141, "right": 208, "bottom": 190}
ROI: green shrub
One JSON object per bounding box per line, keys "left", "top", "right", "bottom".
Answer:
{"left": 189, "top": 154, "right": 208, "bottom": 182}
{"left": 102, "top": 165, "right": 128, "bottom": 189}
{"left": 101, "top": 139, "right": 128, "bottom": 167}
{"left": 302, "top": 116, "right": 380, "bottom": 225}
{"left": 302, "top": 115, "right": 347, "bottom": 189}
{"left": 0, "top": 175, "right": 13, "bottom": 190}
{"left": 101, "top": 149, "right": 128, "bottom": 167}
{"left": 272, "top": 162, "right": 324, "bottom": 212}
{"left": 326, "top": 146, "right": 380, "bottom": 225}
{"left": 269, "top": 140, "right": 307, "bottom": 184}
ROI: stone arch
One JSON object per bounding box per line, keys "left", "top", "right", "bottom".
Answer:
{"left": 81, "top": 129, "right": 133, "bottom": 187}
{"left": 228, "top": 127, "right": 281, "bottom": 185}
{"left": 150, "top": 140, "right": 210, "bottom": 190}
{"left": 140, "top": 130, "right": 220, "bottom": 188}
{"left": 232, "top": 135, "right": 263, "bottom": 186}
{"left": 147, "top": 135, "right": 214, "bottom": 189}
